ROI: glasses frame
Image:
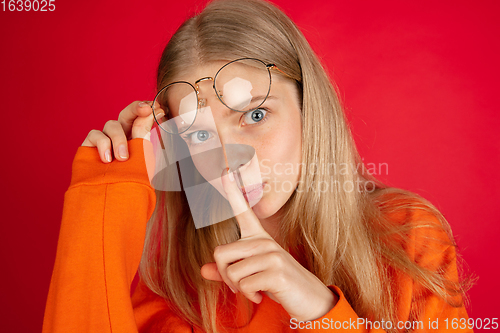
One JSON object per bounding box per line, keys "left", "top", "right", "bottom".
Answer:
{"left": 151, "top": 57, "right": 291, "bottom": 135}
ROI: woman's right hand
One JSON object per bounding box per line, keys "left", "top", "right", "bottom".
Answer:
{"left": 81, "top": 101, "right": 164, "bottom": 163}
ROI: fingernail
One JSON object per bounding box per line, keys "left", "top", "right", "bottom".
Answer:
{"left": 223, "top": 168, "right": 235, "bottom": 182}
{"left": 155, "top": 112, "right": 165, "bottom": 119}
{"left": 119, "top": 145, "right": 128, "bottom": 159}
{"left": 138, "top": 101, "right": 149, "bottom": 108}
{"left": 105, "top": 150, "right": 111, "bottom": 163}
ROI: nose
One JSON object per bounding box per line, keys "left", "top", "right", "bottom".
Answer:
{"left": 193, "top": 79, "right": 255, "bottom": 173}
{"left": 223, "top": 144, "right": 255, "bottom": 172}
{"left": 213, "top": 118, "right": 256, "bottom": 172}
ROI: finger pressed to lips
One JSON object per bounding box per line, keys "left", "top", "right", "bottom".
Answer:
{"left": 221, "top": 169, "right": 249, "bottom": 216}
{"left": 217, "top": 168, "right": 275, "bottom": 296}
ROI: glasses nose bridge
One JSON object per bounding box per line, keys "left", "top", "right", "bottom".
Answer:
{"left": 194, "top": 76, "right": 214, "bottom": 89}
{"left": 194, "top": 76, "right": 217, "bottom": 107}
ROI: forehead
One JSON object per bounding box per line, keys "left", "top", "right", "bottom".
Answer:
{"left": 179, "top": 63, "right": 218, "bottom": 82}
{"left": 174, "top": 60, "right": 265, "bottom": 83}
{"left": 163, "top": 59, "right": 297, "bottom": 118}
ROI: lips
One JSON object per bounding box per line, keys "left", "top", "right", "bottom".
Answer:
{"left": 239, "top": 182, "right": 264, "bottom": 195}
{"left": 239, "top": 182, "right": 265, "bottom": 203}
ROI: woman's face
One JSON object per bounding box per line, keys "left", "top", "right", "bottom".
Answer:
{"left": 167, "top": 61, "right": 302, "bottom": 221}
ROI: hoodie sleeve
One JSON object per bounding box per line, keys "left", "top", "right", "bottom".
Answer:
{"left": 42, "top": 138, "right": 157, "bottom": 333}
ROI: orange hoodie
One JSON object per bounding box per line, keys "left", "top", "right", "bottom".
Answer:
{"left": 42, "top": 138, "right": 472, "bottom": 332}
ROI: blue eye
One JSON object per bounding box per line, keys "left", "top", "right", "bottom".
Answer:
{"left": 184, "top": 130, "right": 212, "bottom": 145}
{"left": 244, "top": 108, "right": 267, "bottom": 125}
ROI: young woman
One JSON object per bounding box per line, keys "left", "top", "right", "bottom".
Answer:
{"left": 43, "top": 0, "right": 474, "bottom": 332}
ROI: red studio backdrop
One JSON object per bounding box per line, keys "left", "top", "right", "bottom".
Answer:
{"left": 0, "top": 0, "right": 498, "bottom": 331}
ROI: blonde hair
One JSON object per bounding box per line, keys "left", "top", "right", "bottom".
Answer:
{"left": 139, "top": 0, "right": 474, "bottom": 332}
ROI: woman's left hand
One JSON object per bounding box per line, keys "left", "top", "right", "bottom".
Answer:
{"left": 200, "top": 168, "right": 338, "bottom": 322}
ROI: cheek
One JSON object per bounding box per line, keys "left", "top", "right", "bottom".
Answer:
{"left": 254, "top": 112, "right": 302, "bottom": 181}
{"left": 251, "top": 112, "right": 302, "bottom": 218}
{"left": 191, "top": 155, "right": 228, "bottom": 200}
{"left": 189, "top": 144, "right": 222, "bottom": 180}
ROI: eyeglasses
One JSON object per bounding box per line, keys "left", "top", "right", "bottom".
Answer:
{"left": 151, "top": 58, "right": 291, "bottom": 135}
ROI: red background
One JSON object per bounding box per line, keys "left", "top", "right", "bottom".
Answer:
{"left": 0, "top": 0, "right": 498, "bottom": 331}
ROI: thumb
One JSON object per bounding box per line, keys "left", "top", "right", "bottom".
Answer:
{"left": 200, "top": 262, "right": 223, "bottom": 281}
{"left": 131, "top": 105, "right": 164, "bottom": 140}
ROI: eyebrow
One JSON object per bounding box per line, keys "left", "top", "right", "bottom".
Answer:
{"left": 221, "top": 95, "right": 278, "bottom": 117}
{"left": 178, "top": 124, "right": 198, "bottom": 134}
{"left": 252, "top": 95, "right": 277, "bottom": 103}
{"left": 177, "top": 95, "right": 278, "bottom": 133}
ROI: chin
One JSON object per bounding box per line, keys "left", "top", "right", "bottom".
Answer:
{"left": 250, "top": 201, "right": 269, "bottom": 219}
{"left": 251, "top": 195, "right": 281, "bottom": 220}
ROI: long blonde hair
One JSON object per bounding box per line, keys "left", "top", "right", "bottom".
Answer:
{"left": 139, "top": 0, "right": 474, "bottom": 332}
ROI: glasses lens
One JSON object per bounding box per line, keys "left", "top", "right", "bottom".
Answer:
{"left": 214, "top": 58, "right": 271, "bottom": 112}
{"left": 153, "top": 82, "right": 198, "bottom": 134}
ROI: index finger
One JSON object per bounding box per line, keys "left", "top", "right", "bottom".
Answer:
{"left": 221, "top": 168, "right": 268, "bottom": 239}
{"left": 117, "top": 100, "right": 159, "bottom": 138}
